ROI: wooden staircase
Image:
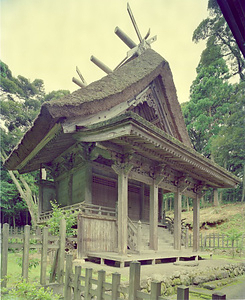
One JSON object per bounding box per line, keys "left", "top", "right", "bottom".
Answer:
{"left": 127, "top": 220, "right": 174, "bottom": 252}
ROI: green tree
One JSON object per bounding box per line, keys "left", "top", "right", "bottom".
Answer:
{"left": 182, "top": 50, "right": 233, "bottom": 158}
{"left": 193, "top": 0, "right": 244, "bottom": 81}
{"left": 0, "top": 61, "right": 70, "bottom": 226}
{"left": 211, "top": 81, "right": 245, "bottom": 201}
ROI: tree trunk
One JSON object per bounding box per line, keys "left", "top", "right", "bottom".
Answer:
{"left": 1, "top": 151, "right": 37, "bottom": 227}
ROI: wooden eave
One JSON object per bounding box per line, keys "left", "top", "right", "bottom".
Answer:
{"left": 4, "top": 49, "right": 192, "bottom": 173}
{"left": 74, "top": 112, "right": 240, "bottom": 189}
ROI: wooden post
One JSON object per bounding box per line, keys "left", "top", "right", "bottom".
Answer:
{"left": 137, "top": 220, "right": 142, "bottom": 253}
{"left": 84, "top": 268, "right": 93, "bottom": 300}
{"left": 57, "top": 218, "right": 66, "bottom": 284}
{"left": 193, "top": 194, "right": 200, "bottom": 252}
{"left": 177, "top": 286, "right": 189, "bottom": 300}
{"left": 111, "top": 272, "right": 121, "bottom": 299}
{"left": 40, "top": 227, "right": 48, "bottom": 285}
{"left": 129, "top": 261, "right": 140, "bottom": 300}
{"left": 150, "top": 281, "right": 161, "bottom": 300}
{"left": 97, "top": 270, "right": 105, "bottom": 300}
{"left": 149, "top": 183, "right": 158, "bottom": 250}
{"left": 112, "top": 162, "right": 133, "bottom": 255}
{"left": 64, "top": 254, "right": 73, "bottom": 299}
{"left": 213, "top": 189, "right": 219, "bottom": 206}
{"left": 185, "top": 227, "right": 188, "bottom": 248}
{"left": 174, "top": 188, "right": 182, "bottom": 250}
{"left": 50, "top": 249, "right": 59, "bottom": 283}
{"left": 1, "top": 223, "right": 9, "bottom": 288}
{"left": 22, "top": 225, "right": 30, "bottom": 280}
{"left": 74, "top": 266, "right": 82, "bottom": 300}
{"left": 212, "top": 292, "right": 226, "bottom": 300}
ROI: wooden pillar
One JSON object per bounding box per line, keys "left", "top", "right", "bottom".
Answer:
{"left": 149, "top": 182, "right": 158, "bottom": 250}
{"left": 84, "top": 162, "right": 92, "bottom": 203}
{"left": 213, "top": 188, "right": 219, "bottom": 206}
{"left": 112, "top": 162, "right": 133, "bottom": 255}
{"left": 193, "top": 193, "right": 200, "bottom": 252}
{"left": 139, "top": 183, "right": 145, "bottom": 221}
{"left": 174, "top": 188, "right": 182, "bottom": 250}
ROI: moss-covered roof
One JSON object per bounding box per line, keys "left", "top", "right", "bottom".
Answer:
{"left": 4, "top": 49, "right": 190, "bottom": 171}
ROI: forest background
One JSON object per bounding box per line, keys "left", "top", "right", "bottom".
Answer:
{"left": 0, "top": 0, "right": 244, "bottom": 227}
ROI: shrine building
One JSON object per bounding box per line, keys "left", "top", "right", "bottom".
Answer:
{"left": 4, "top": 7, "right": 240, "bottom": 263}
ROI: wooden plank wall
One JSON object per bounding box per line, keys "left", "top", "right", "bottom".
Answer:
{"left": 77, "top": 214, "right": 117, "bottom": 258}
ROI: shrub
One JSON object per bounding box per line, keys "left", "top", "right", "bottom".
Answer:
{"left": 7, "top": 279, "right": 61, "bottom": 299}
{"left": 46, "top": 201, "right": 77, "bottom": 237}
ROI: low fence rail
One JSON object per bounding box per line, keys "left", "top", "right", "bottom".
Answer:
{"left": 63, "top": 255, "right": 227, "bottom": 300}
{"left": 189, "top": 232, "right": 244, "bottom": 249}
{"left": 1, "top": 220, "right": 67, "bottom": 288}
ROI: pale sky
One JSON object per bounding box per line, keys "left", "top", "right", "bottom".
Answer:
{"left": 0, "top": 0, "right": 208, "bottom": 103}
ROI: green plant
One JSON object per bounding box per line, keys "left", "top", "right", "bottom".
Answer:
{"left": 7, "top": 279, "right": 61, "bottom": 299}
{"left": 16, "top": 257, "right": 39, "bottom": 270}
{"left": 46, "top": 201, "right": 77, "bottom": 237}
{"left": 225, "top": 228, "right": 243, "bottom": 257}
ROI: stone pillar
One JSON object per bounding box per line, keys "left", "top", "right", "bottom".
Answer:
{"left": 112, "top": 162, "right": 133, "bottom": 255}
{"left": 193, "top": 193, "right": 200, "bottom": 252}
{"left": 149, "top": 182, "right": 158, "bottom": 250}
{"left": 174, "top": 188, "right": 182, "bottom": 250}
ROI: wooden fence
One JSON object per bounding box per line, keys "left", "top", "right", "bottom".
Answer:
{"left": 1, "top": 219, "right": 67, "bottom": 288}
{"left": 188, "top": 232, "right": 244, "bottom": 249}
{"left": 63, "top": 255, "right": 226, "bottom": 300}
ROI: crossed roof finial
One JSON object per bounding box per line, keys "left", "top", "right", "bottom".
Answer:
{"left": 73, "top": 2, "right": 157, "bottom": 88}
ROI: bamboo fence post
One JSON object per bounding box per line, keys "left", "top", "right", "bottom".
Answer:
{"left": 40, "top": 227, "right": 48, "bottom": 285}
{"left": 57, "top": 218, "right": 66, "bottom": 284}
{"left": 74, "top": 265, "right": 82, "bottom": 300}
{"left": 129, "top": 261, "right": 141, "bottom": 300}
{"left": 84, "top": 268, "right": 93, "bottom": 300}
{"left": 64, "top": 254, "right": 73, "bottom": 299}
{"left": 150, "top": 281, "right": 161, "bottom": 300}
{"left": 1, "top": 223, "right": 9, "bottom": 288}
{"left": 111, "top": 272, "right": 121, "bottom": 299}
{"left": 22, "top": 225, "right": 30, "bottom": 281}
{"left": 97, "top": 269, "right": 106, "bottom": 300}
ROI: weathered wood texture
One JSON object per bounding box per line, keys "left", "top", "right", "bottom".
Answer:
{"left": 77, "top": 214, "right": 117, "bottom": 258}
{"left": 1, "top": 221, "right": 66, "bottom": 287}
{"left": 189, "top": 233, "right": 244, "bottom": 249}
{"left": 64, "top": 256, "right": 222, "bottom": 300}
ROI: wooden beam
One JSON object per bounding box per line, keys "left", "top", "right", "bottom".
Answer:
{"left": 14, "top": 123, "right": 62, "bottom": 171}
{"left": 174, "top": 188, "right": 182, "bottom": 250}
{"left": 149, "top": 182, "right": 158, "bottom": 250}
{"left": 193, "top": 193, "right": 200, "bottom": 252}
{"left": 112, "top": 162, "right": 133, "bottom": 255}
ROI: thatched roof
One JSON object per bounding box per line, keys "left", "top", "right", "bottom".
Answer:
{"left": 4, "top": 49, "right": 191, "bottom": 171}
